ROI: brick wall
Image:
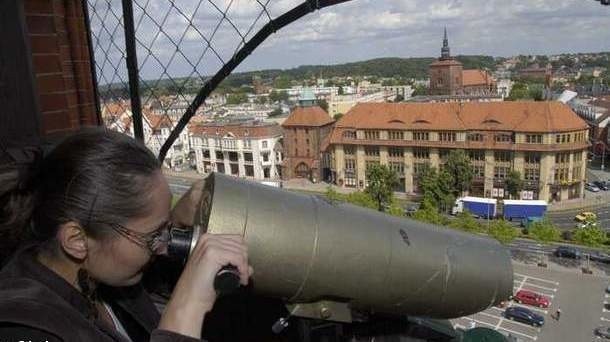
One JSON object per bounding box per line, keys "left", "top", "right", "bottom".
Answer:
{"left": 24, "top": 0, "right": 99, "bottom": 135}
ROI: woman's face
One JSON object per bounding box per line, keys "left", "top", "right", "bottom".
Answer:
{"left": 87, "top": 171, "right": 172, "bottom": 287}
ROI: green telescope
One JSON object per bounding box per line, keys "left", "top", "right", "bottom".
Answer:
{"left": 169, "top": 173, "right": 513, "bottom": 322}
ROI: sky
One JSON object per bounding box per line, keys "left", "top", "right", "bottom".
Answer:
{"left": 88, "top": 0, "right": 610, "bottom": 82}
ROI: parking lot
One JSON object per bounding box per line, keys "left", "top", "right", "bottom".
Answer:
{"left": 452, "top": 271, "right": 558, "bottom": 341}
{"left": 452, "top": 262, "right": 609, "bottom": 341}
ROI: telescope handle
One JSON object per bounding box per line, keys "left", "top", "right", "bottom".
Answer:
{"left": 214, "top": 264, "right": 241, "bottom": 295}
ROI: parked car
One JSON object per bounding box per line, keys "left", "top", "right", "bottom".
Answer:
{"left": 594, "top": 181, "right": 609, "bottom": 191}
{"left": 575, "top": 211, "right": 597, "bottom": 222}
{"left": 595, "top": 326, "right": 610, "bottom": 339}
{"left": 513, "top": 290, "right": 550, "bottom": 308}
{"left": 554, "top": 246, "right": 581, "bottom": 259}
{"left": 590, "top": 251, "right": 610, "bottom": 264}
{"left": 577, "top": 220, "right": 599, "bottom": 229}
{"left": 585, "top": 182, "right": 601, "bottom": 192}
{"left": 504, "top": 307, "right": 545, "bottom": 327}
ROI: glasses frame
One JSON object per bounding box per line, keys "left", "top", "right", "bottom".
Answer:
{"left": 107, "top": 220, "right": 173, "bottom": 254}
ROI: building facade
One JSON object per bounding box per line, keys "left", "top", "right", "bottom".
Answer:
{"left": 328, "top": 102, "right": 589, "bottom": 202}
{"left": 189, "top": 122, "right": 283, "bottom": 180}
{"left": 281, "top": 102, "right": 334, "bottom": 181}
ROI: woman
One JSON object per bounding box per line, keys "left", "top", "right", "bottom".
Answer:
{"left": 0, "top": 128, "right": 252, "bottom": 341}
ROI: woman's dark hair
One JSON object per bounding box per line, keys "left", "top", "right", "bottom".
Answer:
{"left": 0, "top": 128, "right": 161, "bottom": 262}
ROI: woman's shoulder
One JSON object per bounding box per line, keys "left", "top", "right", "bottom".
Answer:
{"left": 0, "top": 323, "right": 63, "bottom": 342}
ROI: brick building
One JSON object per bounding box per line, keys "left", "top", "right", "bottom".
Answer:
{"left": 281, "top": 100, "right": 334, "bottom": 181}
{"left": 328, "top": 101, "right": 589, "bottom": 202}
{"left": 429, "top": 29, "right": 496, "bottom": 97}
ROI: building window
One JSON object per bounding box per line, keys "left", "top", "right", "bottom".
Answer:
{"left": 230, "top": 163, "right": 239, "bottom": 175}
{"left": 262, "top": 141, "right": 268, "bottom": 148}
{"left": 244, "top": 139, "right": 251, "bottom": 149}
{"left": 554, "top": 168, "right": 569, "bottom": 182}
{"left": 215, "top": 151, "right": 224, "bottom": 160}
{"left": 524, "top": 153, "right": 540, "bottom": 164}
{"left": 472, "top": 165, "right": 485, "bottom": 178}
{"left": 439, "top": 132, "right": 456, "bottom": 142}
{"left": 555, "top": 153, "right": 569, "bottom": 164}
{"left": 494, "top": 151, "right": 512, "bottom": 163}
{"left": 262, "top": 152, "right": 269, "bottom": 162}
{"left": 414, "top": 162, "right": 430, "bottom": 177}
{"left": 494, "top": 166, "right": 510, "bottom": 179}
{"left": 467, "top": 133, "right": 484, "bottom": 142}
{"left": 365, "top": 160, "right": 380, "bottom": 171}
{"left": 345, "top": 159, "right": 356, "bottom": 170}
{"left": 343, "top": 131, "right": 356, "bottom": 139}
{"left": 573, "top": 151, "right": 583, "bottom": 162}
{"left": 469, "top": 150, "right": 485, "bottom": 161}
{"left": 305, "top": 129, "right": 309, "bottom": 134}
{"left": 388, "top": 147, "right": 403, "bottom": 158}
{"left": 389, "top": 162, "right": 405, "bottom": 175}
{"left": 413, "top": 131, "right": 429, "bottom": 141}
{"left": 525, "top": 134, "right": 542, "bottom": 144}
{"left": 364, "top": 130, "right": 380, "bottom": 140}
{"left": 203, "top": 149, "right": 210, "bottom": 159}
{"left": 245, "top": 165, "right": 254, "bottom": 177}
{"left": 494, "top": 133, "right": 513, "bottom": 143}
{"left": 244, "top": 152, "right": 253, "bottom": 162}
{"left": 572, "top": 166, "right": 582, "bottom": 180}
{"left": 364, "top": 146, "right": 380, "bottom": 157}
{"left": 228, "top": 152, "right": 238, "bottom": 162}
{"left": 413, "top": 148, "right": 429, "bottom": 160}
{"left": 306, "top": 138, "right": 309, "bottom": 144}
{"left": 439, "top": 149, "right": 450, "bottom": 162}
{"left": 344, "top": 145, "right": 355, "bottom": 155}
{"left": 388, "top": 130, "right": 404, "bottom": 140}
{"left": 524, "top": 168, "right": 540, "bottom": 181}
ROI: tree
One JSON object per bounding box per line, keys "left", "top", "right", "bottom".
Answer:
{"left": 417, "top": 164, "right": 455, "bottom": 213}
{"left": 256, "top": 96, "right": 268, "bottom": 104}
{"left": 444, "top": 150, "right": 473, "bottom": 197}
{"left": 412, "top": 199, "right": 449, "bottom": 226}
{"left": 273, "top": 75, "right": 291, "bottom": 89}
{"left": 394, "top": 94, "right": 404, "bottom": 102}
{"left": 318, "top": 99, "right": 329, "bottom": 112}
{"left": 333, "top": 113, "right": 343, "bottom": 121}
{"left": 365, "top": 164, "right": 399, "bottom": 212}
{"left": 269, "top": 90, "right": 289, "bottom": 103}
{"left": 505, "top": 170, "right": 523, "bottom": 199}
{"left": 450, "top": 211, "right": 483, "bottom": 233}
{"left": 573, "top": 225, "right": 608, "bottom": 247}
{"left": 226, "top": 93, "right": 248, "bottom": 105}
{"left": 411, "top": 84, "right": 428, "bottom": 96}
{"left": 488, "top": 220, "right": 519, "bottom": 245}
{"left": 528, "top": 218, "right": 561, "bottom": 244}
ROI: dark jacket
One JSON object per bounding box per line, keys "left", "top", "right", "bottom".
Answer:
{"left": 0, "top": 244, "right": 200, "bottom": 342}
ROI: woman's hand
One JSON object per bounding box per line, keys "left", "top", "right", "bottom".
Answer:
{"left": 159, "top": 233, "right": 252, "bottom": 338}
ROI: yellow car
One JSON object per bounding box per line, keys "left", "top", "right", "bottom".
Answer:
{"left": 575, "top": 211, "right": 597, "bottom": 222}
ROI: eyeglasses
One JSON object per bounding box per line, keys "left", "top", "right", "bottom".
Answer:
{"left": 107, "top": 220, "right": 173, "bottom": 255}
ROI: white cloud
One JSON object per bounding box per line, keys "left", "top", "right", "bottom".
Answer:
{"left": 89, "top": 0, "right": 610, "bottom": 80}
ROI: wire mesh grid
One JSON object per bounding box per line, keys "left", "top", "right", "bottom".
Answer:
{"left": 87, "top": 0, "right": 303, "bottom": 167}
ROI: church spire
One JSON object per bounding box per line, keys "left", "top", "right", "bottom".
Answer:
{"left": 441, "top": 27, "right": 451, "bottom": 60}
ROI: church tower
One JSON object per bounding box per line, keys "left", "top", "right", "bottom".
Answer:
{"left": 428, "top": 28, "right": 463, "bottom": 96}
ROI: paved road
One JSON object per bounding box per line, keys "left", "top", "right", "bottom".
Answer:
{"left": 547, "top": 202, "right": 610, "bottom": 230}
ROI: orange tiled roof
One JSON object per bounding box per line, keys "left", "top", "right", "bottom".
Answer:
{"left": 189, "top": 123, "right": 282, "bottom": 138}
{"left": 332, "top": 102, "right": 588, "bottom": 136}
{"left": 462, "top": 69, "right": 495, "bottom": 86}
{"left": 430, "top": 59, "right": 462, "bottom": 67}
{"left": 282, "top": 106, "right": 334, "bottom": 127}
{"left": 143, "top": 110, "right": 173, "bottom": 130}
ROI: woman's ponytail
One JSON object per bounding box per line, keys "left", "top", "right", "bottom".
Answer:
{"left": 0, "top": 146, "right": 42, "bottom": 264}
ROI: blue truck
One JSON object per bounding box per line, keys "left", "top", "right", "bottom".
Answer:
{"left": 452, "top": 197, "right": 497, "bottom": 218}
{"left": 502, "top": 200, "right": 547, "bottom": 221}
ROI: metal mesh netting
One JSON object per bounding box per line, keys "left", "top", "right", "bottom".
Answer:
{"left": 86, "top": 0, "right": 349, "bottom": 166}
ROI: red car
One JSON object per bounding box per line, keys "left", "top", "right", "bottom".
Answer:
{"left": 513, "top": 290, "right": 550, "bottom": 308}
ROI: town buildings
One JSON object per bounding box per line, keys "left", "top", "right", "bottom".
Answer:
{"left": 189, "top": 122, "right": 283, "bottom": 180}
{"left": 327, "top": 101, "right": 589, "bottom": 202}
{"left": 428, "top": 29, "right": 497, "bottom": 97}
{"left": 281, "top": 94, "right": 334, "bottom": 181}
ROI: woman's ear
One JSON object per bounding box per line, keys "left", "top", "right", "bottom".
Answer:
{"left": 57, "top": 221, "right": 88, "bottom": 260}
